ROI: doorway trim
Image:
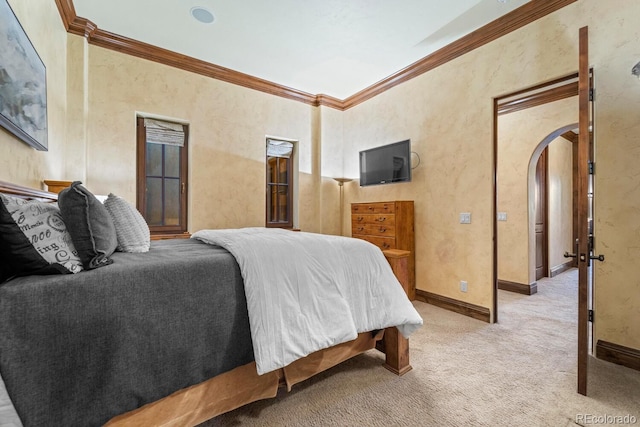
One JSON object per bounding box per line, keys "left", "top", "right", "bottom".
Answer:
{"left": 534, "top": 146, "right": 549, "bottom": 282}
{"left": 492, "top": 72, "right": 579, "bottom": 323}
{"left": 527, "top": 123, "right": 579, "bottom": 288}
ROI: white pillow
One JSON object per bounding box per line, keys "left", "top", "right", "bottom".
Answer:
{"left": 103, "top": 193, "right": 150, "bottom": 253}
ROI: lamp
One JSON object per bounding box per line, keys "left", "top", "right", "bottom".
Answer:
{"left": 333, "top": 178, "right": 353, "bottom": 235}
{"left": 632, "top": 61, "right": 640, "bottom": 79}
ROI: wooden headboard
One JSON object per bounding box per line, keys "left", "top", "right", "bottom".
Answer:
{"left": 0, "top": 180, "right": 58, "bottom": 201}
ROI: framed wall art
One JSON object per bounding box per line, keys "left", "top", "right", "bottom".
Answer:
{"left": 0, "top": 0, "right": 48, "bottom": 151}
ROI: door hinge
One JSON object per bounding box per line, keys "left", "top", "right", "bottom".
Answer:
{"left": 588, "top": 310, "right": 594, "bottom": 323}
{"left": 589, "top": 88, "right": 595, "bottom": 101}
{"left": 588, "top": 161, "right": 595, "bottom": 175}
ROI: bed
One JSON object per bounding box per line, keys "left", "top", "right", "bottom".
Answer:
{"left": 0, "top": 180, "right": 422, "bottom": 427}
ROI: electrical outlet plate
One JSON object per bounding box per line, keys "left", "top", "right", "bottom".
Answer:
{"left": 460, "top": 280, "right": 468, "bottom": 292}
{"left": 497, "top": 212, "right": 507, "bottom": 221}
{"left": 459, "top": 213, "right": 471, "bottom": 224}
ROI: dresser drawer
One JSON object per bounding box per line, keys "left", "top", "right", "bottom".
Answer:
{"left": 351, "top": 202, "right": 395, "bottom": 214}
{"left": 353, "top": 235, "right": 396, "bottom": 251}
{"left": 351, "top": 200, "right": 414, "bottom": 300}
{"left": 351, "top": 223, "right": 396, "bottom": 237}
{"left": 351, "top": 214, "right": 396, "bottom": 227}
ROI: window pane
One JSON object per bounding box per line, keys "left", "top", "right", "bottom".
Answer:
{"left": 278, "top": 158, "right": 288, "bottom": 183}
{"left": 164, "top": 178, "right": 180, "bottom": 226}
{"left": 146, "top": 177, "right": 163, "bottom": 225}
{"left": 164, "top": 145, "right": 180, "bottom": 178}
{"left": 267, "top": 157, "right": 276, "bottom": 184}
{"left": 146, "top": 143, "right": 163, "bottom": 176}
{"left": 269, "top": 185, "right": 277, "bottom": 221}
{"left": 278, "top": 185, "right": 288, "bottom": 221}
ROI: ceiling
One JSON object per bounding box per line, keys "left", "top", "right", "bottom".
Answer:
{"left": 72, "top": 0, "right": 530, "bottom": 99}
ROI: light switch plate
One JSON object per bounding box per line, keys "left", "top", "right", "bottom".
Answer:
{"left": 460, "top": 280, "right": 468, "bottom": 292}
{"left": 459, "top": 212, "right": 471, "bottom": 224}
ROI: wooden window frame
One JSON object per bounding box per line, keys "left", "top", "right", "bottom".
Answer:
{"left": 266, "top": 141, "right": 293, "bottom": 229}
{"left": 136, "top": 117, "right": 189, "bottom": 236}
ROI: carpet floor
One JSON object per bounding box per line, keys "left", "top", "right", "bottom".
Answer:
{"left": 201, "top": 269, "right": 640, "bottom": 426}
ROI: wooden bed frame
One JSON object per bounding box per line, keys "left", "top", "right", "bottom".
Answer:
{"left": 0, "top": 179, "right": 412, "bottom": 426}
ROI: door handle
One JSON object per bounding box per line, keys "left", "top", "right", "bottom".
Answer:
{"left": 564, "top": 238, "right": 580, "bottom": 259}
{"left": 564, "top": 252, "right": 605, "bottom": 262}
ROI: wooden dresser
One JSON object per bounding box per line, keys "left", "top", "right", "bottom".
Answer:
{"left": 351, "top": 201, "right": 415, "bottom": 300}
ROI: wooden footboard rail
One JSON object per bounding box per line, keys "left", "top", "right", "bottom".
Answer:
{"left": 106, "top": 332, "right": 385, "bottom": 427}
{"left": 0, "top": 180, "right": 58, "bottom": 201}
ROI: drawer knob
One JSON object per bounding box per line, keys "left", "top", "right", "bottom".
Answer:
{"left": 357, "top": 216, "right": 364, "bottom": 222}
{"left": 376, "top": 217, "right": 386, "bottom": 222}
{"left": 379, "top": 227, "right": 387, "bottom": 233}
{"left": 382, "top": 243, "right": 390, "bottom": 249}
{"left": 368, "top": 206, "right": 374, "bottom": 210}
{"left": 357, "top": 227, "right": 364, "bottom": 232}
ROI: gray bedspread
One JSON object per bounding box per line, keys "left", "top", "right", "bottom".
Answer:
{"left": 0, "top": 239, "right": 254, "bottom": 427}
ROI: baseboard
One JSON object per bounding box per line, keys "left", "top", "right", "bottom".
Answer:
{"left": 415, "top": 290, "right": 490, "bottom": 323}
{"left": 497, "top": 279, "right": 537, "bottom": 295}
{"left": 550, "top": 261, "right": 575, "bottom": 277}
{"left": 596, "top": 340, "right": 640, "bottom": 372}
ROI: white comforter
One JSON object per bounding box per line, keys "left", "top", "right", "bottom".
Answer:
{"left": 192, "top": 227, "right": 423, "bottom": 375}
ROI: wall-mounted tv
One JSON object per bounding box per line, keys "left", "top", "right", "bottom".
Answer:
{"left": 359, "top": 139, "right": 411, "bottom": 187}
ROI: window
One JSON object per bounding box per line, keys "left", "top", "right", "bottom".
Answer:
{"left": 266, "top": 138, "right": 293, "bottom": 228}
{"left": 136, "top": 117, "right": 188, "bottom": 235}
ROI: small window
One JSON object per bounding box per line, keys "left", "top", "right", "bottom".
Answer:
{"left": 136, "top": 117, "right": 188, "bottom": 235}
{"left": 266, "top": 139, "right": 293, "bottom": 228}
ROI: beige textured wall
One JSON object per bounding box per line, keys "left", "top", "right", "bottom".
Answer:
{"left": 319, "top": 106, "right": 346, "bottom": 235}
{"left": 548, "top": 137, "right": 574, "bottom": 271}
{"left": 64, "top": 35, "right": 89, "bottom": 183}
{"left": 77, "top": 43, "right": 334, "bottom": 234}
{"left": 341, "top": 9, "right": 584, "bottom": 314}
{"left": 585, "top": 0, "right": 640, "bottom": 350}
{"left": 0, "top": 0, "right": 68, "bottom": 188}
{"left": 497, "top": 98, "right": 577, "bottom": 285}
{"left": 341, "top": 0, "right": 640, "bottom": 346}
{"left": 343, "top": 72, "right": 495, "bottom": 308}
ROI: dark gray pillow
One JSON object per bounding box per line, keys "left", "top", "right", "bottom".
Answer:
{"left": 58, "top": 181, "right": 117, "bottom": 269}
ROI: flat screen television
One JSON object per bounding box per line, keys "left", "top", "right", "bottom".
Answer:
{"left": 359, "top": 139, "right": 411, "bottom": 186}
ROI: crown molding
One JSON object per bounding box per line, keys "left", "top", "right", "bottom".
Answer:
{"left": 54, "top": 0, "right": 319, "bottom": 107}
{"left": 315, "top": 94, "right": 344, "bottom": 110}
{"left": 54, "top": 0, "right": 75, "bottom": 30}
{"left": 55, "top": 0, "right": 576, "bottom": 111}
{"left": 342, "top": 0, "right": 577, "bottom": 109}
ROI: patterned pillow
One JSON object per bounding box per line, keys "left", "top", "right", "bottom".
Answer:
{"left": 0, "top": 194, "right": 83, "bottom": 282}
{"left": 58, "top": 181, "right": 118, "bottom": 270}
{"left": 103, "top": 193, "right": 150, "bottom": 253}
